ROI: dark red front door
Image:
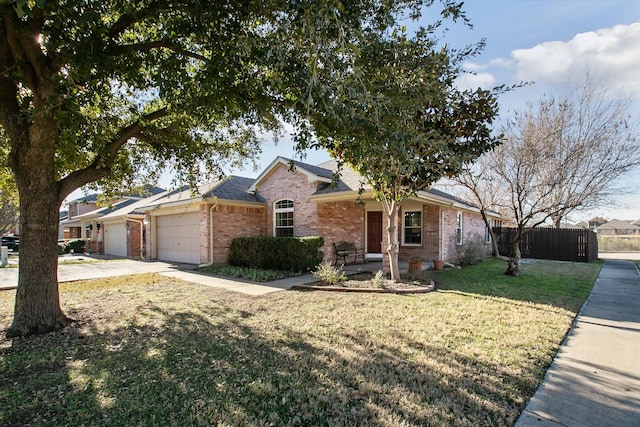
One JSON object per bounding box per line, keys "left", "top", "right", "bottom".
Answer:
{"left": 367, "top": 211, "right": 383, "bottom": 253}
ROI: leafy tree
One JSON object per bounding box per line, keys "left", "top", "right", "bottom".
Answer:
{"left": 0, "top": 168, "right": 18, "bottom": 235}
{"left": 0, "top": 196, "right": 18, "bottom": 236}
{"left": 0, "top": 0, "right": 439, "bottom": 336}
{"left": 304, "top": 24, "right": 503, "bottom": 280}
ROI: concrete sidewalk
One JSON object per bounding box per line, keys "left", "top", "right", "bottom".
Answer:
{"left": 515, "top": 259, "right": 640, "bottom": 426}
{"left": 0, "top": 255, "right": 384, "bottom": 296}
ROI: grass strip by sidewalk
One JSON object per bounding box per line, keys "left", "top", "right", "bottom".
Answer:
{"left": 0, "top": 259, "right": 600, "bottom": 426}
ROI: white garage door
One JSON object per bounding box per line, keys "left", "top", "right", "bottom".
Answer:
{"left": 104, "top": 223, "right": 127, "bottom": 257}
{"left": 156, "top": 212, "right": 200, "bottom": 264}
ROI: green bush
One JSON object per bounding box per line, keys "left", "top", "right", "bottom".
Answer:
{"left": 312, "top": 262, "right": 347, "bottom": 286}
{"left": 229, "top": 236, "right": 324, "bottom": 272}
{"left": 63, "top": 239, "right": 86, "bottom": 254}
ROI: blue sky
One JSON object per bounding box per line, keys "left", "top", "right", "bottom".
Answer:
{"left": 70, "top": 1, "right": 640, "bottom": 220}
{"left": 228, "top": 0, "right": 640, "bottom": 221}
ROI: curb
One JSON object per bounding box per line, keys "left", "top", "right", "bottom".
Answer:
{"left": 291, "top": 282, "right": 436, "bottom": 294}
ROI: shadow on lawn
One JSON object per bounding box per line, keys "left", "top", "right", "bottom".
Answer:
{"left": 2, "top": 300, "right": 530, "bottom": 426}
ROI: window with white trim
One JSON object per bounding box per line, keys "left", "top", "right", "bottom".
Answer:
{"left": 274, "top": 199, "right": 294, "bottom": 237}
{"left": 485, "top": 219, "right": 502, "bottom": 243}
{"left": 456, "top": 212, "right": 463, "bottom": 245}
{"left": 402, "top": 210, "right": 422, "bottom": 245}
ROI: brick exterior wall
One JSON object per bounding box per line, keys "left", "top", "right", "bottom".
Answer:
{"left": 87, "top": 240, "right": 103, "bottom": 255}
{"left": 441, "top": 208, "right": 491, "bottom": 263}
{"left": 256, "top": 164, "right": 319, "bottom": 236}
{"left": 317, "top": 201, "right": 365, "bottom": 262}
{"left": 398, "top": 204, "right": 441, "bottom": 263}
{"left": 199, "top": 205, "right": 211, "bottom": 264}
{"left": 205, "top": 204, "right": 266, "bottom": 264}
{"left": 128, "top": 220, "right": 144, "bottom": 259}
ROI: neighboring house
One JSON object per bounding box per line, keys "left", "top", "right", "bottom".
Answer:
{"left": 575, "top": 221, "right": 589, "bottom": 229}
{"left": 59, "top": 187, "right": 165, "bottom": 254}
{"left": 95, "top": 188, "right": 177, "bottom": 258}
{"left": 59, "top": 194, "right": 99, "bottom": 239}
{"left": 595, "top": 219, "right": 640, "bottom": 236}
{"left": 133, "top": 157, "right": 502, "bottom": 269}
{"left": 588, "top": 217, "right": 607, "bottom": 230}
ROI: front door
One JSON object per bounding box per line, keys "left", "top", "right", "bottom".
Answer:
{"left": 367, "top": 211, "right": 383, "bottom": 253}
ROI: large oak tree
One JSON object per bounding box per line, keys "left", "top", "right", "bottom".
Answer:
{"left": 1, "top": 0, "right": 451, "bottom": 337}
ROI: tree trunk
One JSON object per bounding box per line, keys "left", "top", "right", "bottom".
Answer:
{"left": 505, "top": 232, "right": 522, "bottom": 277}
{"left": 383, "top": 200, "right": 401, "bottom": 281}
{"left": 6, "top": 114, "right": 72, "bottom": 337}
{"left": 479, "top": 209, "right": 501, "bottom": 257}
{"left": 6, "top": 191, "right": 71, "bottom": 337}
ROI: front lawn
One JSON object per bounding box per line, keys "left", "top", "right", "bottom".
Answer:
{"left": 0, "top": 260, "right": 601, "bottom": 426}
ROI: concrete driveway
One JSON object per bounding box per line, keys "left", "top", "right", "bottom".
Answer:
{"left": 0, "top": 255, "right": 192, "bottom": 290}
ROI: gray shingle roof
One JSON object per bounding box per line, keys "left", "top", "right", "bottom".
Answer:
{"left": 203, "top": 176, "right": 265, "bottom": 203}
{"left": 311, "top": 160, "right": 477, "bottom": 208}
{"left": 288, "top": 159, "right": 335, "bottom": 180}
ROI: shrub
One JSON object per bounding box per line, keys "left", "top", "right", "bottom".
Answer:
{"left": 63, "top": 239, "right": 86, "bottom": 254}
{"left": 199, "top": 265, "right": 300, "bottom": 282}
{"left": 229, "top": 236, "right": 324, "bottom": 272}
{"left": 372, "top": 270, "right": 387, "bottom": 288}
{"left": 455, "top": 233, "right": 489, "bottom": 267}
{"left": 312, "top": 262, "right": 347, "bottom": 286}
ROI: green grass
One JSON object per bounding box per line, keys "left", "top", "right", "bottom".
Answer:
{"left": 0, "top": 260, "right": 601, "bottom": 426}
{"left": 199, "top": 264, "right": 302, "bottom": 282}
{"left": 433, "top": 258, "right": 600, "bottom": 312}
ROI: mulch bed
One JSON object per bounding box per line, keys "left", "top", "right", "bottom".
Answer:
{"left": 292, "top": 272, "right": 437, "bottom": 294}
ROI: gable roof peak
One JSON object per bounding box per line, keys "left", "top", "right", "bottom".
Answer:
{"left": 249, "top": 156, "right": 333, "bottom": 192}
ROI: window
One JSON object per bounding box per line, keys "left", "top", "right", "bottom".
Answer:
{"left": 402, "top": 210, "right": 422, "bottom": 245}
{"left": 485, "top": 219, "right": 502, "bottom": 243}
{"left": 456, "top": 212, "right": 463, "bottom": 245}
{"left": 274, "top": 199, "right": 294, "bottom": 237}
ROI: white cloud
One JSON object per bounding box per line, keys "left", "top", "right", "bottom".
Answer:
{"left": 511, "top": 22, "right": 640, "bottom": 96}
{"left": 462, "top": 61, "right": 486, "bottom": 72}
{"left": 455, "top": 71, "right": 496, "bottom": 90}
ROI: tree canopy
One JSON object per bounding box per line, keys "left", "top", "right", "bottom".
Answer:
{"left": 1, "top": 0, "right": 474, "bottom": 336}
{"left": 303, "top": 25, "right": 504, "bottom": 279}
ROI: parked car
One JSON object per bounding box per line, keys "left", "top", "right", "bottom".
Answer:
{"left": 1, "top": 235, "right": 19, "bottom": 251}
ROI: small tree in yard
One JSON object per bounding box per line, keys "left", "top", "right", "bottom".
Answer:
{"left": 305, "top": 24, "right": 504, "bottom": 280}
{"left": 456, "top": 75, "right": 640, "bottom": 276}
{"left": 1, "top": 0, "right": 454, "bottom": 336}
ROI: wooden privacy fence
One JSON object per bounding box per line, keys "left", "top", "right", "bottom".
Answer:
{"left": 494, "top": 227, "right": 598, "bottom": 263}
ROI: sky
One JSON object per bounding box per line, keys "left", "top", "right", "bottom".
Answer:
{"left": 69, "top": 1, "right": 640, "bottom": 221}
{"left": 230, "top": 0, "right": 640, "bottom": 222}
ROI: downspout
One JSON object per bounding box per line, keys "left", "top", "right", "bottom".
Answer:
{"left": 199, "top": 198, "right": 218, "bottom": 268}
{"left": 124, "top": 215, "right": 146, "bottom": 259}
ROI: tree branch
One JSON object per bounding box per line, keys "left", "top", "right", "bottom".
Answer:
{"left": 57, "top": 107, "right": 169, "bottom": 202}
{"left": 113, "top": 38, "right": 209, "bottom": 63}
{"left": 107, "top": 0, "right": 170, "bottom": 39}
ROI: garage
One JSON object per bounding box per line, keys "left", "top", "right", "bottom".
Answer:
{"left": 156, "top": 212, "right": 201, "bottom": 264}
{"left": 104, "top": 222, "right": 127, "bottom": 257}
